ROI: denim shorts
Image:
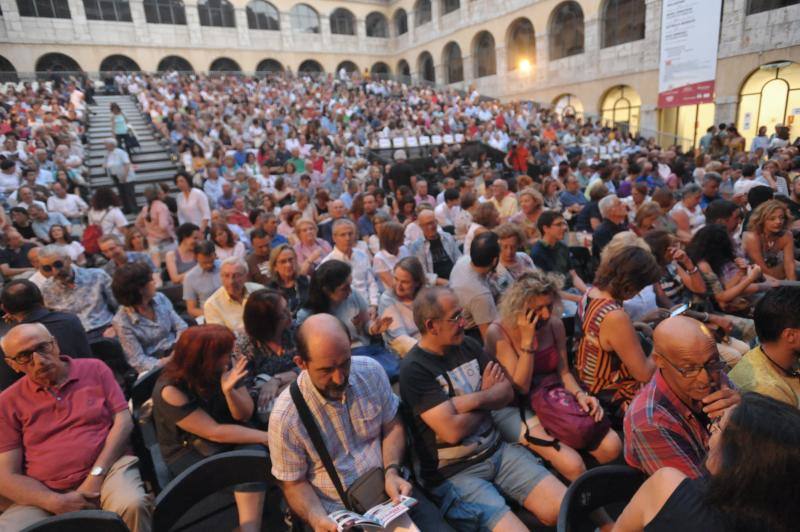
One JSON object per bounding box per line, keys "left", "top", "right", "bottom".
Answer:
{"left": 430, "top": 442, "right": 550, "bottom": 531}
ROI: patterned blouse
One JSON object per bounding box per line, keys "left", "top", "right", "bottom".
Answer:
{"left": 231, "top": 328, "right": 298, "bottom": 396}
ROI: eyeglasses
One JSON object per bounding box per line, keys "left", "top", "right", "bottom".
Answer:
{"left": 661, "top": 353, "right": 726, "bottom": 379}
{"left": 5, "top": 339, "right": 56, "bottom": 365}
{"left": 40, "top": 260, "right": 64, "bottom": 273}
{"left": 439, "top": 310, "right": 465, "bottom": 324}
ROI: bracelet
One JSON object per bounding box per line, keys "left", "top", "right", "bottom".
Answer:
{"left": 684, "top": 264, "right": 698, "bottom": 274}
{"left": 575, "top": 390, "right": 587, "bottom": 398}
{"left": 702, "top": 312, "right": 710, "bottom": 323}
{"left": 385, "top": 463, "right": 402, "bottom": 475}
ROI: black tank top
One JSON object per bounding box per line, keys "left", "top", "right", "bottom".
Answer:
{"left": 646, "top": 477, "right": 726, "bottom": 532}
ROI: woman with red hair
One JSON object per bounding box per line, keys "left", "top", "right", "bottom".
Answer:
{"left": 152, "top": 324, "right": 268, "bottom": 532}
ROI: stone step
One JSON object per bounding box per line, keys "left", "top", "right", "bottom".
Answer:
{"left": 91, "top": 169, "right": 177, "bottom": 187}
{"left": 89, "top": 160, "right": 176, "bottom": 177}
{"left": 88, "top": 151, "right": 172, "bottom": 165}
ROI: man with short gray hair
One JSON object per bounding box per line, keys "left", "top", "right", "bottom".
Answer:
{"left": 203, "top": 257, "right": 264, "bottom": 331}
{"left": 490, "top": 179, "right": 518, "bottom": 220}
{"left": 592, "top": 194, "right": 628, "bottom": 258}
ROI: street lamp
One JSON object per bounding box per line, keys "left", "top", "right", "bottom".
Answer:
{"left": 519, "top": 58, "right": 532, "bottom": 74}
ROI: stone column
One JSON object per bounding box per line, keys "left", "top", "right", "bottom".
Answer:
{"left": 235, "top": 8, "right": 250, "bottom": 48}
{"left": 66, "top": 0, "right": 90, "bottom": 43}
{"left": 185, "top": 1, "right": 203, "bottom": 47}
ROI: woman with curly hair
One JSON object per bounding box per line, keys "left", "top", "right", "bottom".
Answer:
{"left": 486, "top": 271, "right": 622, "bottom": 481}
{"left": 742, "top": 199, "right": 797, "bottom": 280}
{"left": 575, "top": 246, "right": 662, "bottom": 424}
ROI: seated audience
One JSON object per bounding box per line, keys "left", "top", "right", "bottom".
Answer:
{"left": 625, "top": 316, "right": 740, "bottom": 478}
{"left": 245, "top": 228, "right": 272, "bottom": 285}
{"left": 269, "top": 314, "right": 453, "bottom": 531}
{"left": 493, "top": 223, "right": 536, "bottom": 289}
{"left": 616, "top": 393, "right": 799, "bottom": 532}
{"left": 449, "top": 231, "right": 502, "bottom": 341}
{"left": 28, "top": 204, "right": 70, "bottom": 243}
{"left": 182, "top": 240, "right": 221, "bottom": 320}
{"left": 0, "top": 229, "right": 36, "bottom": 279}
{"left": 152, "top": 325, "right": 268, "bottom": 532}
{"left": 592, "top": 194, "right": 629, "bottom": 258}
{"left": 135, "top": 185, "right": 176, "bottom": 267}
{"left": 210, "top": 222, "right": 246, "bottom": 260}
{"left": 377, "top": 257, "right": 426, "bottom": 357}
{"left": 320, "top": 219, "right": 379, "bottom": 308}
{"left": 400, "top": 286, "right": 567, "bottom": 528}
{"left": 47, "top": 224, "right": 85, "bottom": 265}
{"left": 293, "top": 218, "right": 331, "bottom": 276}
{"left": 742, "top": 199, "right": 797, "bottom": 280}
{"left": 266, "top": 244, "right": 309, "bottom": 315}
{"left": 670, "top": 183, "right": 706, "bottom": 237}
{"left": 730, "top": 286, "right": 800, "bottom": 408}
{"left": 576, "top": 246, "right": 661, "bottom": 424}
{"left": 486, "top": 272, "right": 622, "bottom": 482}
{"left": 39, "top": 244, "right": 118, "bottom": 342}
{"left": 111, "top": 262, "right": 187, "bottom": 374}
{"left": 0, "top": 323, "right": 152, "bottom": 532}
{"left": 99, "top": 234, "right": 158, "bottom": 282}
{"left": 372, "top": 220, "right": 408, "bottom": 291}
{"left": 203, "top": 257, "right": 264, "bottom": 331}
{"left": 165, "top": 222, "right": 200, "bottom": 285}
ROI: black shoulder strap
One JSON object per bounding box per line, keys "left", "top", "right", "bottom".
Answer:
{"left": 289, "top": 381, "right": 350, "bottom": 509}
{"left": 518, "top": 397, "right": 560, "bottom": 450}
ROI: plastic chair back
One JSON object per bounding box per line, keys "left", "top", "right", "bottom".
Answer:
{"left": 557, "top": 465, "right": 645, "bottom": 532}
{"left": 21, "top": 510, "right": 129, "bottom": 532}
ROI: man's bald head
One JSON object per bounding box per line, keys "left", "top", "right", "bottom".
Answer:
{"left": 296, "top": 313, "right": 351, "bottom": 362}
{"left": 295, "top": 314, "right": 352, "bottom": 400}
{"left": 654, "top": 316, "right": 716, "bottom": 364}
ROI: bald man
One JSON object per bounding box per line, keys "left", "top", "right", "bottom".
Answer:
{"left": 624, "top": 316, "right": 740, "bottom": 478}
{"left": 268, "top": 314, "right": 452, "bottom": 532}
{"left": 0, "top": 323, "right": 151, "bottom": 531}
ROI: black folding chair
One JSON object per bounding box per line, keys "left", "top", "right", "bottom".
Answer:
{"left": 129, "top": 366, "right": 171, "bottom": 494}
{"left": 152, "top": 448, "right": 271, "bottom": 532}
{"left": 557, "top": 465, "right": 646, "bottom": 532}
{"left": 21, "top": 510, "right": 129, "bottom": 532}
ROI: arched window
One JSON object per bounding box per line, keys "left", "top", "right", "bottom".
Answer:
{"left": 397, "top": 59, "right": 411, "bottom": 80}
{"left": 83, "top": 0, "right": 131, "bottom": 21}
{"left": 143, "top": 0, "right": 186, "bottom": 24}
{"left": 602, "top": 0, "right": 645, "bottom": 48}
{"left": 198, "top": 0, "right": 235, "bottom": 27}
{"left": 549, "top": 1, "right": 584, "bottom": 60}
{"left": 394, "top": 9, "right": 408, "bottom": 35}
{"left": 371, "top": 62, "right": 391, "bottom": 78}
{"left": 366, "top": 12, "right": 388, "bottom": 37}
{"left": 747, "top": 0, "right": 800, "bottom": 15}
{"left": 473, "top": 31, "right": 496, "bottom": 78}
{"left": 330, "top": 8, "right": 355, "bottom": 35}
{"left": 737, "top": 61, "right": 800, "bottom": 148}
{"left": 157, "top": 55, "right": 193, "bottom": 72}
{"left": 247, "top": 0, "right": 279, "bottom": 30}
{"left": 209, "top": 57, "right": 241, "bottom": 72}
{"left": 336, "top": 61, "right": 358, "bottom": 74}
{"left": 600, "top": 85, "right": 641, "bottom": 134}
{"left": 507, "top": 18, "right": 536, "bottom": 71}
{"left": 0, "top": 56, "right": 19, "bottom": 83}
{"left": 256, "top": 59, "right": 283, "bottom": 74}
{"left": 414, "top": 0, "right": 431, "bottom": 27}
{"left": 35, "top": 53, "right": 82, "bottom": 76}
{"left": 291, "top": 4, "right": 319, "bottom": 33}
{"left": 16, "top": 0, "right": 71, "bottom": 18}
{"left": 553, "top": 94, "right": 584, "bottom": 118}
{"left": 418, "top": 51, "right": 435, "bottom": 83}
{"left": 442, "top": 0, "right": 459, "bottom": 15}
{"left": 298, "top": 59, "right": 324, "bottom": 74}
{"left": 443, "top": 42, "right": 463, "bottom": 84}
{"left": 99, "top": 55, "right": 141, "bottom": 72}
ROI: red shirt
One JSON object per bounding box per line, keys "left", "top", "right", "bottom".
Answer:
{"left": 0, "top": 357, "right": 127, "bottom": 490}
{"left": 508, "top": 146, "right": 530, "bottom": 173}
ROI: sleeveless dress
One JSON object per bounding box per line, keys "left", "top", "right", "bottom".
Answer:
{"left": 576, "top": 296, "right": 639, "bottom": 423}
{"left": 645, "top": 478, "right": 726, "bottom": 531}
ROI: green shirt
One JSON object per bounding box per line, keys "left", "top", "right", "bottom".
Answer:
{"left": 729, "top": 345, "right": 800, "bottom": 409}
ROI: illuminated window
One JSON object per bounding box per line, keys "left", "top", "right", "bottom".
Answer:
{"left": 507, "top": 18, "right": 536, "bottom": 72}
{"left": 553, "top": 94, "right": 584, "bottom": 118}
{"left": 737, "top": 61, "right": 800, "bottom": 148}
{"left": 601, "top": 85, "right": 641, "bottom": 134}
{"left": 658, "top": 103, "right": 715, "bottom": 150}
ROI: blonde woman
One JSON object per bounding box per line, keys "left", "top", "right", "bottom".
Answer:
{"left": 742, "top": 199, "right": 797, "bottom": 280}
{"left": 485, "top": 271, "right": 622, "bottom": 482}
{"left": 510, "top": 187, "right": 545, "bottom": 244}
{"left": 292, "top": 218, "right": 331, "bottom": 276}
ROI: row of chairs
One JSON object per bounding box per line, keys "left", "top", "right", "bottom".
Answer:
{"left": 20, "top": 367, "right": 646, "bottom": 531}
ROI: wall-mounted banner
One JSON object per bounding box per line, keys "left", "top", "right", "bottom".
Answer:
{"left": 658, "top": 0, "right": 723, "bottom": 108}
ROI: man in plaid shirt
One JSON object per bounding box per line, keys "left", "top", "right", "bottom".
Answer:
{"left": 624, "top": 316, "right": 740, "bottom": 478}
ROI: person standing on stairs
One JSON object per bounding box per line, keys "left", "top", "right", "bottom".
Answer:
{"left": 110, "top": 103, "right": 133, "bottom": 161}
{"left": 103, "top": 138, "right": 138, "bottom": 215}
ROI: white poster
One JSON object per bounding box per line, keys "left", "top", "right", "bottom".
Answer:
{"left": 658, "top": 0, "right": 722, "bottom": 108}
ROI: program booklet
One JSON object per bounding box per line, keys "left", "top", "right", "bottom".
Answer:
{"left": 328, "top": 495, "right": 417, "bottom": 531}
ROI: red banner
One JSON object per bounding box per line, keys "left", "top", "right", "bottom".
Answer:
{"left": 658, "top": 80, "right": 716, "bottom": 109}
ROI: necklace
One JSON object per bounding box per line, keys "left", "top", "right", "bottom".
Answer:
{"left": 761, "top": 346, "right": 800, "bottom": 378}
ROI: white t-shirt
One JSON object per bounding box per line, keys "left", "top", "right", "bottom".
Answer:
{"left": 88, "top": 207, "right": 128, "bottom": 237}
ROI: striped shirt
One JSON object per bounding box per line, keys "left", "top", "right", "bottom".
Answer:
{"left": 268, "top": 356, "right": 399, "bottom": 512}
{"left": 623, "top": 371, "right": 709, "bottom": 479}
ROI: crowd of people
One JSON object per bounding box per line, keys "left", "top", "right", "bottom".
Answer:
{"left": 0, "top": 71, "right": 799, "bottom": 532}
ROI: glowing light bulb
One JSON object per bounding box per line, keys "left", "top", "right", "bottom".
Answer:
{"left": 519, "top": 59, "right": 532, "bottom": 74}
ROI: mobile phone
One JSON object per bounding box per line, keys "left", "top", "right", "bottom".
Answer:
{"left": 670, "top": 304, "right": 689, "bottom": 317}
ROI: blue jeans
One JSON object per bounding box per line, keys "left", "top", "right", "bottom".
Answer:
{"left": 430, "top": 442, "right": 550, "bottom": 531}
{"left": 351, "top": 344, "right": 400, "bottom": 381}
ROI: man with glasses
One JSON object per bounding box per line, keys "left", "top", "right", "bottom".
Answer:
{"left": 624, "top": 316, "right": 741, "bottom": 478}
{"left": 408, "top": 209, "right": 461, "bottom": 286}
{"left": 38, "top": 245, "right": 118, "bottom": 343}
{"left": 400, "top": 287, "right": 566, "bottom": 529}
{"left": 0, "top": 323, "right": 152, "bottom": 531}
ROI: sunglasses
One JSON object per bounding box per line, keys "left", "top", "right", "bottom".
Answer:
{"left": 40, "top": 260, "right": 65, "bottom": 273}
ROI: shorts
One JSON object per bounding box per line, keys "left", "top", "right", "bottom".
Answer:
{"left": 491, "top": 406, "right": 541, "bottom": 444}
{"left": 430, "top": 442, "right": 550, "bottom": 531}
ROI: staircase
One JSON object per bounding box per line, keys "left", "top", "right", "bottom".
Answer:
{"left": 86, "top": 95, "right": 177, "bottom": 213}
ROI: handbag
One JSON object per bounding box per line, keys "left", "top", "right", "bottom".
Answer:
{"left": 289, "top": 381, "right": 389, "bottom": 514}
{"left": 81, "top": 209, "right": 109, "bottom": 255}
{"left": 530, "top": 374, "right": 611, "bottom": 451}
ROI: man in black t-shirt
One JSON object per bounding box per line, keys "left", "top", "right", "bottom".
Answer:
{"left": 387, "top": 150, "right": 415, "bottom": 192}
{"left": 0, "top": 229, "right": 36, "bottom": 280}
{"left": 400, "top": 287, "right": 565, "bottom": 529}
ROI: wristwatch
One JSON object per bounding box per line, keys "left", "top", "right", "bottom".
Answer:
{"left": 90, "top": 466, "right": 106, "bottom": 477}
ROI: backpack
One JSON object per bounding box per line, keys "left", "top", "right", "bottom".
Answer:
{"left": 82, "top": 210, "right": 109, "bottom": 254}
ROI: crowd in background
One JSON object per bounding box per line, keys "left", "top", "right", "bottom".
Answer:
{"left": 0, "top": 71, "right": 798, "bottom": 532}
